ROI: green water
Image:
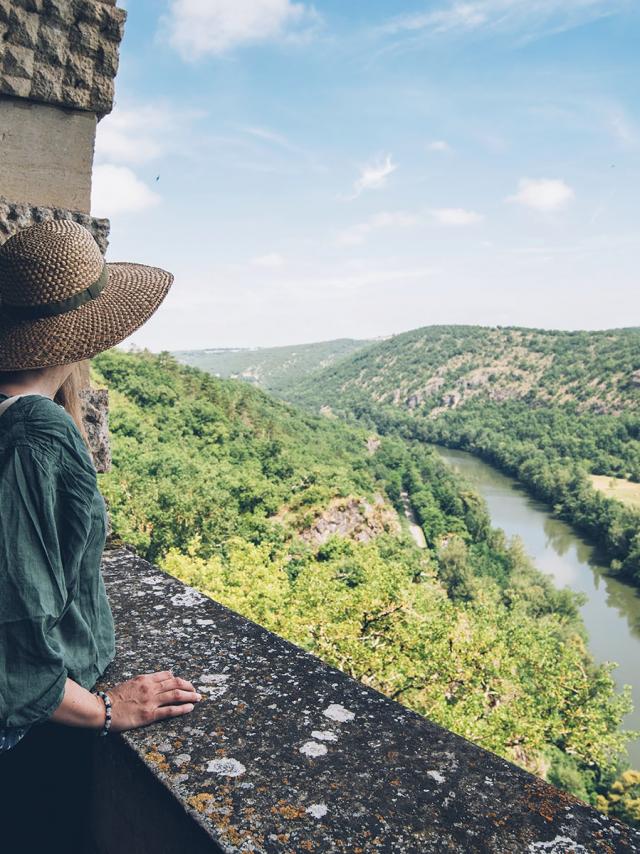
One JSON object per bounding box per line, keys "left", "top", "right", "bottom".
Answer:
{"left": 435, "top": 446, "right": 640, "bottom": 769}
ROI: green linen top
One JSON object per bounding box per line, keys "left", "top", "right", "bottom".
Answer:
{"left": 0, "top": 393, "right": 116, "bottom": 728}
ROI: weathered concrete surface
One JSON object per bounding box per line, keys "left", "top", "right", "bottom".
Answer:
{"left": 0, "top": 0, "right": 126, "bottom": 116}
{"left": 0, "top": 97, "right": 96, "bottom": 211}
{"left": 0, "top": 195, "right": 109, "bottom": 252}
{"left": 97, "top": 549, "right": 640, "bottom": 853}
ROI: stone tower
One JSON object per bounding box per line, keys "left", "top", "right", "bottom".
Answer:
{"left": 0, "top": 0, "right": 128, "bottom": 471}
{"left": 0, "top": 0, "right": 126, "bottom": 249}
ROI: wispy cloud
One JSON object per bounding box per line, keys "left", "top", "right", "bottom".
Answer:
{"left": 428, "top": 140, "right": 453, "bottom": 153}
{"left": 251, "top": 252, "right": 286, "bottom": 268}
{"left": 337, "top": 211, "right": 418, "bottom": 246}
{"left": 346, "top": 154, "right": 397, "bottom": 200}
{"left": 164, "top": 0, "right": 321, "bottom": 60}
{"left": 508, "top": 178, "right": 575, "bottom": 212}
{"left": 430, "top": 208, "right": 484, "bottom": 225}
{"left": 380, "top": 0, "right": 629, "bottom": 44}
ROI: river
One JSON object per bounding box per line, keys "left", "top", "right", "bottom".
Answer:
{"left": 434, "top": 446, "right": 640, "bottom": 768}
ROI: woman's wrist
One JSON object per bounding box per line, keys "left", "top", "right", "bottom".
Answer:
{"left": 94, "top": 690, "right": 113, "bottom": 736}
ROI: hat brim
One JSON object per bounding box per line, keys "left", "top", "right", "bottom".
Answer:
{"left": 0, "top": 262, "right": 173, "bottom": 370}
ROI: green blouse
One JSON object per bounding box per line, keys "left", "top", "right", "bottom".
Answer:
{"left": 0, "top": 393, "right": 115, "bottom": 728}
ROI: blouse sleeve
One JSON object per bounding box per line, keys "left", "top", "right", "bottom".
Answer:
{"left": 0, "top": 442, "right": 94, "bottom": 728}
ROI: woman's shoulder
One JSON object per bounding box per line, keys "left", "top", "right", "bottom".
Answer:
{"left": 2, "top": 395, "right": 94, "bottom": 474}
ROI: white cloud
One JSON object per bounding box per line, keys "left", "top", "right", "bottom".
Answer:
{"left": 382, "top": 0, "right": 628, "bottom": 43}
{"left": 508, "top": 178, "right": 574, "bottom": 212}
{"left": 92, "top": 165, "right": 161, "bottom": 216}
{"left": 96, "top": 106, "right": 169, "bottom": 165}
{"left": 428, "top": 140, "right": 452, "bottom": 153}
{"left": 252, "top": 252, "right": 285, "bottom": 268}
{"left": 338, "top": 211, "right": 418, "bottom": 246}
{"left": 165, "top": 0, "right": 320, "bottom": 59}
{"left": 430, "top": 208, "right": 484, "bottom": 225}
{"left": 347, "top": 154, "right": 397, "bottom": 200}
{"left": 95, "top": 103, "right": 203, "bottom": 166}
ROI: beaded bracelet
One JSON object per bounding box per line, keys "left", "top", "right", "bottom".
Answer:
{"left": 94, "top": 690, "right": 113, "bottom": 737}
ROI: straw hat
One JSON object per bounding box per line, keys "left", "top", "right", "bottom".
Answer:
{"left": 0, "top": 221, "right": 173, "bottom": 370}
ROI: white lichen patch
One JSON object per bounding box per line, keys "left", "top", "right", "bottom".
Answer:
{"left": 207, "top": 758, "right": 246, "bottom": 777}
{"left": 171, "top": 588, "right": 202, "bottom": 608}
{"left": 306, "top": 803, "right": 328, "bottom": 819}
{"left": 311, "top": 730, "right": 338, "bottom": 742}
{"left": 427, "top": 770, "right": 445, "bottom": 784}
{"left": 527, "top": 838, "right": 588, "bottom": 854}
{"left": 323, "top": 703, "right": 355, "bottom": 722}
{"left": 197, "top": 674, "right": 229, "bottom": 698}
{"left": 300, "top": 741, "right": 328, "bottom": 758}
{"left": 174, "top": 753, "right": 191, "bottom": 767}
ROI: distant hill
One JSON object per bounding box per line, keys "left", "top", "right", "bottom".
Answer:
{"left": 280, "top": 325, "right": 640, "bottom": 587}
{"left": 283, "top": 326, "right": 640, "bottom": 416}
{"left": 173, "top": 338, "right": 373, "bottom": 396}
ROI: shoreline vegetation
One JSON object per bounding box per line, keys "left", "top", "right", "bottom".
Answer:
{"left": 94, "top": 348, "right": 639, "bottom": 827}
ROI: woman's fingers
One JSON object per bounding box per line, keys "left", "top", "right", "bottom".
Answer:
{"left": 154, "top": 703, "right": 195, "bottom": 721}
{"left": 156, "top": 688, "right": 202, "bottom": 705}
{"left": 149, "top": 670, "right": 174, "bottom": 682}
{"left": 157, "top": 676, "right": 197, "bottom": 693}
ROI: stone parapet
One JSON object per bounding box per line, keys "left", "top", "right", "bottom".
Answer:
{"left": 87, "top": 549, "right": 640, "bottom": 853}
{"left": 0, "top": 195, "right": 110, "bottom": 252}
{"left": 0, "top": 0, "right": 126, "bottom": 116}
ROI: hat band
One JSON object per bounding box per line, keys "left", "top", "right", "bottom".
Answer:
{"left": 2, "top": 264, "right": 108, "bottom": 321}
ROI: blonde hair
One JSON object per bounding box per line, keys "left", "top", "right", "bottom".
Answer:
{"left": 54, "top": 361, "right": 90, "bottom": 446}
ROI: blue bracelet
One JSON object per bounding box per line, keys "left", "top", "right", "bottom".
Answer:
{"left": 95, "top": 690, "right": 112, "bottom": 737}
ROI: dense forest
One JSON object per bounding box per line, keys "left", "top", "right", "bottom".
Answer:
{"left": 283, "top": 326, "right": 640, "bottom": 587}
{"left": 93, "top": 349, "right": 639, "bottom": 826}
{"left": 174, "top": 338, "right": 372, "bottom": 396}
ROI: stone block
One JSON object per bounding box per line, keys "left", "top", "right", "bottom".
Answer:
{"left": 0, "top": 98, "right": 96, "bottom": 212}
{"left": 0, "top": 73, "right": 31, "bottom": 97}
{"left": 2, "top": 43, "right": 35, "bottom": 78}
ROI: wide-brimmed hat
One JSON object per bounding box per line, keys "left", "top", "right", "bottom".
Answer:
{"left": 0, "top": 220, "right": 173, "bottom": 370}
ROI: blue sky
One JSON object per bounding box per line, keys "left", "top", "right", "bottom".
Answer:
{"left": 93, "top": 0, "right": 640, "bottom": 351}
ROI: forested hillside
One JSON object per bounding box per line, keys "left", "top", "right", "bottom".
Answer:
{"left": 284, "top": 326, "right": 640, "bottom": 587}
{"left": 173, "top": 338, "right": 372, "bottom": 396}
{"left": 93, "top": 349, "right": 638, "bottom": 825}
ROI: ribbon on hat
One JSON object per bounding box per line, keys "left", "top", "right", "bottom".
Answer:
{"left": 1, "top": 263, "right": 108, "bottom": 321}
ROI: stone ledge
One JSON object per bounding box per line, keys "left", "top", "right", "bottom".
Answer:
{"left": 94, "top": 549, "right": 640, "bottom": 853}
{"left": 0, "top": 195, "right": 109, "bottom": 252}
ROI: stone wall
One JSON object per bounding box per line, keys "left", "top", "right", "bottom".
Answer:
{"left": 85, "top": 549, "right": 640, "bottom": 854}
{"left": 0, "top": 0, "right": 126, "bottom": 115}
{"left": 0, "top": 194, "right": 110, "bottom": 251}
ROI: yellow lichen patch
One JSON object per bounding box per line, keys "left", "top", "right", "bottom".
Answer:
{"left": 188, "top": 793, "right": 214, "bottom": 815}
{"left": 145, "top": 749, "right": 170, "bottom": 773}
{"left": 271, "top": 800, "right": 307, "bottom": 820}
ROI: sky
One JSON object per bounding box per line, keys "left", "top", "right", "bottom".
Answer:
{"left": 93, "top": 0, "right": 640, "bottom": 351}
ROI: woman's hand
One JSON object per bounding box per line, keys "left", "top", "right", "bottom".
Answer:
{"left": 108, "top": 670, "right": 202, "bottom": 733}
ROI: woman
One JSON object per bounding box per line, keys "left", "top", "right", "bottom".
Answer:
{"left": 0, "top": 222, "right": 202, "bottom": 844}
